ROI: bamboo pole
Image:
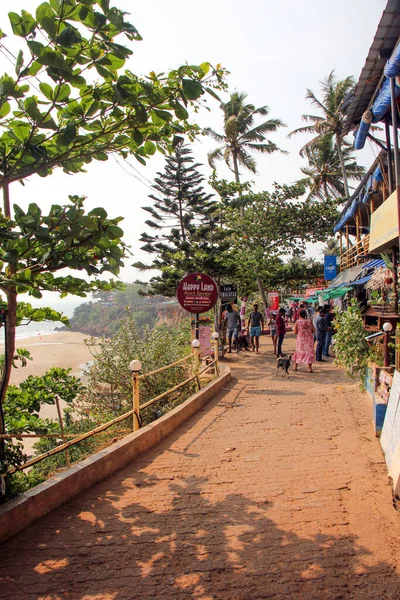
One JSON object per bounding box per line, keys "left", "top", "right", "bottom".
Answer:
{"left": 55, "top": 394, "right": 70, "bottom": 468}
{"left": 138, "top": 354, "right": 192, "bottom": 379}
{"left": 139, "top": 373, "right": 198, "bottom": 410}
{"left": 4, "top": 410, "right": 135, "bottom": 476}
{"left": 133, "top": 372, "right": 140, "bottom": 432}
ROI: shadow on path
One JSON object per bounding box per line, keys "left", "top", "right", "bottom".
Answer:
{"left": 1, "top": 472, "right": 400, "bottom": 599}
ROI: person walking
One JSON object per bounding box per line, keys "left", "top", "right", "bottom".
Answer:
{"left": 323, "top": 304, "right": 335, "bottom": 357}
{"left": 315, "top": 307, "right": 327, "bottom": 362}
{"left": 276, "top": 307, "right": 286, "bottom": 357}
{"left": 293, "top": 309, "right": 315, "bottom": 373}
{"left": 268, "top": 312, "right": 277, "bottom": 355}
{"left": 248, "top": 304, "right": 264, "bottom": 354}
{"left": 224, "top": 305, "right": 241, "bottom": 353}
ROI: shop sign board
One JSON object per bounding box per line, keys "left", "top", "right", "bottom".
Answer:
{"left": 177, "top": 273, "right": 218, "bottom": 314}
{"left": 268, "top": 292, "right": 279, "bottom": 311}
{"left": 369, "top": 191, "right": 399, "bottom": 252}
{"left": 220, "top": 284, "right": 238, "bottom": 305}
{"left": 324, "top": 255, "right": 337, "bottom": 281}
{"left": 305, "top": 287, "right": 324, "bottom": 298}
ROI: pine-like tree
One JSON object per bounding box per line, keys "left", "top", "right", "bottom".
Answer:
{"left": 133, "top": 144, "right": 234, "bottom": 295}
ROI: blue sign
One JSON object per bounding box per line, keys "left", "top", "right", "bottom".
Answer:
{"left": 324, "top": 255, "right": 337, "bottom": 280}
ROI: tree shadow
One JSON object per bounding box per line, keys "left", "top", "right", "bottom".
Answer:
{"left": 1, "top": 472, "right": 400, "bottom": 599}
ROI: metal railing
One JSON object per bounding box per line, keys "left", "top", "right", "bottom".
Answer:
{"left": 340, "top": 234, "right": 370, "bottom": 271}
{"left": 1, "top": 336, "right": 220, "bottom": 477}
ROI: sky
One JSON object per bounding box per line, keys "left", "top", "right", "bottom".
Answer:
{"left": 0, "top": 0, "right": 388, "bottom": 311}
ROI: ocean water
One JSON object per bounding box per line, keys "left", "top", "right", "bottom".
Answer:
{"left": 2, "top": 295, "right": 85, "bottom": 342}
{"left": 15, "top": 320, "right": 60, "bottom": 341}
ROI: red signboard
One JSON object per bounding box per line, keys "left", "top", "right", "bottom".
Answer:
{"left": 268, "top": 291, "right": 279, "bottom": 311}
{"left": 177, "top": 273, "right": 218, "bottom": 314}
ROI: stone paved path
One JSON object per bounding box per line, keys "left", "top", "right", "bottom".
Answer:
{"left": 1, "top": 334, "right": 400, "bottom": 599}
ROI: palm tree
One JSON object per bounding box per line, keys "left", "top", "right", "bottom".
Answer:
{"left": 288, "top": 71, "right": 355, "bottom": 198}
{"left": 323, "top": 238, "right": 340, "bottom": 256}
{"left": 298, "top": 135, "right": 364, "bottom": 201}
{"left": 205, "top": 91, "right": 287, "bottom": 189}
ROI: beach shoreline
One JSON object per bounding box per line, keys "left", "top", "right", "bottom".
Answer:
{"left": 1, "top": 331, "right": 96, "bottom": 385}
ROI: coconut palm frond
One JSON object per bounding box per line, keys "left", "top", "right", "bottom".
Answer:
{"left": 206, "top": 90, "right": 286, "bottom": 182}
{"left": 247, "top": 142, "right": 288, "bottom": 155}
{"left": 238, "top": 149, "right": 257, "bottom": 174}
{"left": 203, "top": 127, "right": 225, "bottom": 143}
{"left": 241, "top": 119, "right": 286, "bottom": 143}
{"left": 208, "top": 147, "right": 224, "bottom": 169}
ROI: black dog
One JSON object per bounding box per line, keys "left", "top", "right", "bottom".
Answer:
{"left": 276, "top": 354, "right": 291, "bottom": 378}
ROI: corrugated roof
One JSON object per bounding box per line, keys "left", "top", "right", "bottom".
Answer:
{"left": 342, "top": 0, "right": 400, "bottom": 135}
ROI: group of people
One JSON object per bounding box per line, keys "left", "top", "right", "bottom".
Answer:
{"left": 223, "top": 301, "right": 335, "bottom": 371}
{"left": 292, "top": 303, "right": 335, "bottom": 372}
{"left": 223, "top": 303, "right": 287, "bottom": 356}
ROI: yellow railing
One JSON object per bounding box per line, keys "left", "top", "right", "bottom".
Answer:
{"left": 1, "top": 337, "right": 220, "bottom": 477}
{"left": 340, "top": 234, "right": 370, "bottom": 271}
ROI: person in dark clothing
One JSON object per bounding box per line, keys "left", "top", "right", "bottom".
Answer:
{"left": 323, "top": 304, "right": 335, "bottom": 357}
{"left": 224, "top": 305, "right": 241, "bottom": 353}
{"left": 315, "top": 308, "right": 327, "bottom": 362}
{"left": 276, "top": 307, "right": 286, "bottom": 357}
{"left": 238, "top": 328, "right": 251, "bottom": 351}
{"left": 247, "top": 303, "right": 264, "bottom": 354}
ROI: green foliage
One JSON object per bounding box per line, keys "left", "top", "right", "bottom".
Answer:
{"left": 69, "top": 283, "right": 169, "bottom": 336}
{"left": 334, "top": 299, "right": 382, "bottom": 383}
{"left": 2, "top": 367, "right": 83, "bottom": 500}
{"left": 298, "top": 135, "right": 365, "bottom": 201}
{"left": 288, "top": 71, "right": 362, "bottom": 197}
{"left": 223, "top": 181, "right": 338, "bottom": 293}
{"left": 0, "top": 195, "right": 128, "bottom": 299}
{"left": 205, "top": 91, "right": 287, "bottom": 181}
{"left": 0, "top": 1, "right": 227, "bottom": 192}
{"left": 134, "top": 145, "right": 235, "bottom": 295}
{"left": 78, "top": 311, "right": 193, "bottom": 426}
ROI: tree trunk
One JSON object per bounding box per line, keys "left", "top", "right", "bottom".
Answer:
{"left": 232, "top": 153, "right": 244, "bottom": 217}
{"left": 257, "top": 277, "right": 269, "bottom": 317}
{"left": 336, "top": 132, "right": 349, "bottom": 198}
{"left": 2, "top": 180, "right": 10, "bottom": 219}
{"left": 0, "top": 287, "right": 17, "bottom": 407}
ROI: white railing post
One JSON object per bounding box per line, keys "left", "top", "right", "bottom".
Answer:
{"left": 192, "top": 339, "right": 201, "bottom": 390}
{"left": 212, "top": 332, "right": 220, "bottom": 375}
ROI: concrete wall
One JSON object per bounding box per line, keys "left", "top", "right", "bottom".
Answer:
{"left": 0, "top": 365, "right": 231, "bottom": 544}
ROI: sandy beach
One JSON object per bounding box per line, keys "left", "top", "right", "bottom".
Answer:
{"left": 1, "top": 331, "right": 98, "bottom": 453}
{"left": 5, "top": 331, "right": 96, "bottom": 386}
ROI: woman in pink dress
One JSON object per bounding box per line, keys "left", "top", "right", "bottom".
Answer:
{"left": 293, "top": 309, "right": 315, "bottom": 373}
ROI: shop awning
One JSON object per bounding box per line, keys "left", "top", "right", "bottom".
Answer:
{"left": 323, "top": 286, "right": 352, "bottom": 300}
{"left": 349, "top": 274, "right": 372, "bottom": 286}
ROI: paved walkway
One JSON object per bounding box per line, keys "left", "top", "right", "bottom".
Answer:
{"left": 1, "top": 334, "right": 400, "bottom": 599}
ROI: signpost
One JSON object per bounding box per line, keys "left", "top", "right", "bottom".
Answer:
{"left": 324, "top": 255, "right": 337, "bottom": 281}
{"left": 177, "top": 273, "right": 218, "bottom": 314}
{"left": 220, "top": 284, "right": 238, "bottom": 306}
{"left": 177, "top": 273, "right": 218, "bottom": 341}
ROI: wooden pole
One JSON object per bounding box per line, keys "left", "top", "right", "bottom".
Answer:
{"left": 55, "top": 394, "right": 70, "bottom": 468}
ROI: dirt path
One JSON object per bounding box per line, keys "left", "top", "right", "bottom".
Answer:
{"left": 1, "top": 333, "right": 400, "bottom": 599}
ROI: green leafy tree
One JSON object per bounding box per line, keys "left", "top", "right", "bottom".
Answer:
{"left": 298, "top": 135, "right": 364, "bottom": 201}
{"left": 0, "top": 1, "right": 226, "bottom": 409}
{"left": 225, "top": 182, "right": 339, "bottom": 294}
{"left": 0, "top": 196, "right": 128, "bottom": 406}
{"left": 288, "top": 71, "right": 356, "bottom": 197}
{"left": 205, "top": 91, "right": 287, "bottom": 185}
{"left": 134, "top": 144, "right": 235, "bottom": 295}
